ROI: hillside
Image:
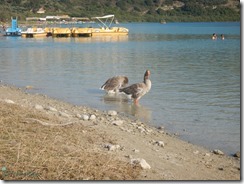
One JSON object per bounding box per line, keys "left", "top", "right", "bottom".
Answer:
{"left": 0, "top": 0, "right": 240, "bottom": 23}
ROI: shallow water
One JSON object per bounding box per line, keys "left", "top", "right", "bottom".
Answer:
{"left": 0, "top": 22, "right": 240, "bottom": 155}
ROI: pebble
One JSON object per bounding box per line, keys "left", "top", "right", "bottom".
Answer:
{"left": 45, "top": 106, "right": 58, "bottom": 112}
{"left": 83, "top": 115, "right": 89, "bottom": 121}
{"left": 34, "top": 104, "right": 44, "bottom": 110}
{"left": 158, "top": 130, "right": 165, "bottom": 134}
{"left": 213, "top": 149, "right": 224, "bottom": 155}
{"left": 137, "top": 126, "right": 145, "bottom": 133}
{"left": 158, "top": 126, "right": 164, "bottom": 130}
{"left": 112, "top": 120, "right": 123, "bottom": 126}
{"left": 25, "top": 85, "right": 34, "bottom": 90}
{"left": 104, "top": 144, "right": 120, "bottom": 151}
{"left": 204, "top": 153, "right": 211, "bottom": 157}
{"left": 76, "top": 114, "right": 82, "bottom": 118}
{"left": 108, "top": 110, "right": 117, "bottom": 116}
{"left": 193, "top": 150, "right": 199, "bottom": 155}
{"left": 154, "top": 141, "right": 165, "bottom": 147}
{"left": 233, "top": 151, "right": 240, "bottom": 158}
{"left": 131, "top": 122, "right": 137, "bottom": 127}
{"left": 125, "top": 155, "right": 133, "bottom": 159}
{"left": 120, "top": 127, "right": 132, "bottom": 133}
{"left": 146, "top": 128, "right": 153, "bottom": 133}
{"left": 133, "top": 149, "right": 140, "bottom": 153}
{"left": 130, "top": 158, "right": 151, "bottom": 169}
{"left": 59, "top": 111, "right": 70, "bottom": 118}
{"left": 218, "top": 167, "right": 224, "bottom": 171}
{"left": 89, "top": 114, "right": 96, "bottom": 120}
{"left": 4, "top": 99, "right": 15, "bottom": 104}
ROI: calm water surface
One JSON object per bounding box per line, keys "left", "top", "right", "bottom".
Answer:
{"left": 0, "top": 22, "right": 240, "bottom": 155}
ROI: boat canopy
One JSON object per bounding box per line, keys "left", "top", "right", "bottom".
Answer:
{"left": 92, "top": 15, "right": 114, "bottom": 19}
{"left": 91, "top": 15, "right": 115, "bottom": 29}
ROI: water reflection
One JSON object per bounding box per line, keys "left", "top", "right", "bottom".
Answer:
{"left": 102, "top": 93, "right": 152, "bottom": 122}
{"left": 42, "top": 35, "right": 130, "bottom": 43}
{"left": 52, "top": 37, "right": 72, "bottom": 43}
{"left": 73, "top": 36, "right": 128, "bottom": 43}
{"left": 102, "top": 93, "right": 130, "bottom": 104}
{"left": 120, "top": 103, "right": 152, "bottom": 123}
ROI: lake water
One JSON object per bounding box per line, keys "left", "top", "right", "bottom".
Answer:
{"left": 0, "top": 22, "right": 240, "bottom": 155}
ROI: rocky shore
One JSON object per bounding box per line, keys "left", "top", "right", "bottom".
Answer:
{"left": 0, "top": 84, "right": 240, "bottom": 180}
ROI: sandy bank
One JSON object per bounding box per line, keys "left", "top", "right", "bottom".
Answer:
{"left": 0, "top": 84, "right": 240, "bottom": 180}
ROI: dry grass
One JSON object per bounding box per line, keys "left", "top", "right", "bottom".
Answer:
{"left": 0, "top": 102, "right": 140, "bottom": 180}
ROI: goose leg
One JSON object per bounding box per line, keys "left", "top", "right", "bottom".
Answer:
{"left": 134, "top": 98, "right": 139, "bottom": 105}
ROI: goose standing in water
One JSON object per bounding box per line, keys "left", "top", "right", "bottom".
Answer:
{"left": 101, "top": 76, "right": 129, "bottom": 93}
{"left": 119, "top": 70, "right": 151, "bottom": 105}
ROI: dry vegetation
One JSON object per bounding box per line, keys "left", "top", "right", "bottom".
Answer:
{"left": 0, "top": 102, "right": 140, "bottom": 180}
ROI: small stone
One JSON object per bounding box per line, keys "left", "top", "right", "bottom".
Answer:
{"left": 25, "top": 85, "right": 34, "bottom": 90}
{"left": 83, "top": 115, "right": 89, "bottom": 121}
{"left": 131, "top": 122, "right": 137, "bottom": 127}
{"left": 45, "top": 106, "right": 57, "bottom": 112}
{"left": 108, "top": 110, "right": 117, "bottom": 116}
{"left": 137, "top": 126, "right": 145, "bottom": 133}
{"left": 34, "top": 104, "right": 44, "bottom": 110}
{"left": 233, "top": 151, "right": 240, "bottom": 158}
{"left": 133, "top": 149, "right": 140, "bottom": 153}
{"left": 213, "top": 149, "right": 224, "bottom": 155}
{"left": 158, "top": 126, "right": 164, "bottom": 130}
{"left": 104, "top": 144, "right": 120, "bottom": 151}
{"left": 125, "top": 155, "right": 133, "bottom": 159}
{"left": 76, "top": 114, "right": 82, "bottom": 118}
{"left": 146, "top": 128, "right": 153, "bottom": 133}
{"left": 193, "top": 150, "right": 199, "bottom": 155}
{"left": 204, "top": 153, "right": 211, "bottom": 157}
{"left": 112, "top": 120, "right": 123, "bottom": 126}
{"left": 59, "top": 112, "right": 70, "bottom": 118}
{"left": 158, "top": 130, "right": 164, "bottom": 134}
{"left": 4, "top": 99, "right": 15, "bottom": 104}
{"left": 130, "top": 158, "right": 151, "bottom": 169}
{"left": 89, "top": 114, "right": 96, "bottom": 120}
{"left": 155, "top": 141, "right": 165, "bottom": 147}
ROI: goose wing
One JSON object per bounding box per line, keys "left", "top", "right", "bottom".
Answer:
{"left": 101, "top": 76, "right": 128, "bottom": 91}
{"left": 120, "top": 83, "right": 146, "bottom": 99}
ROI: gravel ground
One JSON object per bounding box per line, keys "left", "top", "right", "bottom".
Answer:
{"left": 0, "top": 84, "right": 240, "bottom": 180}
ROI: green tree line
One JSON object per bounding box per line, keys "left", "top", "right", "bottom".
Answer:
{"left": 0, "top": 0, "right": 240, "bottom": 22}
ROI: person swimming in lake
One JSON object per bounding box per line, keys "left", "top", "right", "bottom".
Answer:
{"left": 221, "top": 34, "right": 225, "bottom": 40}
{"left": 212, "top": 33, "right": 217, "bottom": 40}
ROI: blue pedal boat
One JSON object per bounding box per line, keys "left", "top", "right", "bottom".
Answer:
{"left": 5, "top": 17, "right": 22, "bottom": 36}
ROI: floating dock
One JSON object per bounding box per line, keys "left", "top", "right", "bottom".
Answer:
{"left": 15, "top": 26, "right": 129, "bottom": 38}
{"left": 71, "top": 27, "right": 92, "bottom": 37}
{"left": 3, "top": 14, "right": 129, "bottom": 38}
{"left": 52, "top": 28, "right": 71, "bottom": 37}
